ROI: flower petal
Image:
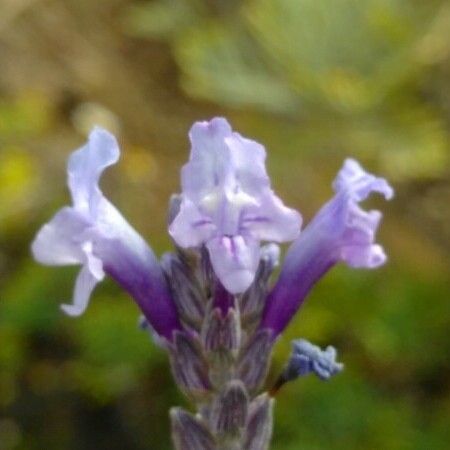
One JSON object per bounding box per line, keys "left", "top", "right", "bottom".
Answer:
{"left": 225, "top": 132, "right": 270, "bottom": 195}
{"left": 242, "top": 192, "right": 301, "bottom": 242}
{"left": 206, "top": 235, "right": 260, "bottom": 294}
{"left": 31, "top": 207, "right": 90, "bottom": 266}
{"left": 181, "top": 118, "right": 233, "bottom": 202}
{"left": 341, "top": 243, "right": 386, "bottom": 268}
{"left": 68, "top": 127, "right": 120, "bottom": 215}
{"left": 82, "top": 241, "right": 105, "bottom": 279}
{"left": 61, "top": 264, "right": 101, "bottom": 316}
{"left": 333, "top": 158, "right": 394, "bottom": 201}
{"left": 168, "top": 198, "right": 216, "bottom": 247}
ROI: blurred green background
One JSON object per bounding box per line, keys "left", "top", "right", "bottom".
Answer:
{"left": 0, "top": 0, "right": 449, "bottom": 449}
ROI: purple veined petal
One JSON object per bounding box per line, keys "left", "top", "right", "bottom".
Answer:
{"left": 168, "top": 198, "right": 216, "bottom": 247}
{"left": 241, "top": 192, "right": 301, "bottom": 242}
{"left": 260, "top": 159, "right": 393, "bottom": 338}
{"left": 214, "top": 189, "right": 259, "bottom": 237}
{"left": 206, "top": 235, "right": 260, "bottom": 294}
{"left": 68, "top": 127, "right": 120, "bottom": 215}
{"left": 31, "top": 207, "right": 90, "bottom": 266}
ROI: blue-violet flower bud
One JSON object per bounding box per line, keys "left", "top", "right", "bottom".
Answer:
{"left": 284, "top": 339, "right": 343, "bottom": 381}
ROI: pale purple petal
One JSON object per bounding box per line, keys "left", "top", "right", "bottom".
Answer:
{"left": 333, "top": 158, "right": 394, "bottom": 201}
{"left": 82, "top": 241, "right": 105, "bottom": 279}
{"left": 261, "top": 159, "right": 393, "bottom": 337}
{"left": 341, "top": 243, "right": 386, "bottom": 268}
{"left": 339, "top": 203, "right": 386, "bottom": 268}
{"left": 206, "top": 235, "right": 260, "bottom": 294}
{"left": 68, "top": 127, "right": 120, "bottom": 214}
{"left": 169, "top": 198, "right": 216, "bottom": 247}
{"left": 181, "top": 118, "right": 233, "bottom": 202}
{"left": 31, "top": 207, "right": 90, "bottom": 266}
{"left": 225, "top": 133, "right": 270, "bottom": 195}
{"left": 242, "top": 192, "right": 301, "bottom": 242}
{"left": 61, "top": 264, "right": 102, "bottom": 316}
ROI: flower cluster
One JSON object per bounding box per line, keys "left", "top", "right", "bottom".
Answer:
{"left": 32, "top": 118, "right": 393, "bottom": 450}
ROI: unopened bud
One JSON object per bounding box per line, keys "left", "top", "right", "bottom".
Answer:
{"left": 201, "top": 308, "right": 240, "bottom": 353}
{"left": 243, "top": 394, "right": 274, "bottom": 450}
{"left": 169, "top": 331, "right": 210, "bottom": 396}
{"left": 210, "top": 380, "right": 249, "bottom": 436}
{"left": 171, "top": 408, "right": 215, "bottom": 450}
{"left": 237, "top": 330, "right": 273, "bottom": 391}
{"left": 284, "top": 339, "right": 344, "bottom": 381}
{"left": 162, "top": 253, "right": 206, "bottom": 329}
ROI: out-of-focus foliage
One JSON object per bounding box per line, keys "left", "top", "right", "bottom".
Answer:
{"left": 0, "top": 0, "right": 449, "bottom": 449}
{"left": 127, "top": 0, "right": 450, "bottom": 181}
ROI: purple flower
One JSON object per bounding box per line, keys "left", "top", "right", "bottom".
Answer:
{"left": 260, "top": 158, "right": 394, "bottom": 337}
{"left": 31, "top": 128, "right": 181, "bottom": 340}
{"left": 169, "top": 118, "right": 301, "bottom": 294}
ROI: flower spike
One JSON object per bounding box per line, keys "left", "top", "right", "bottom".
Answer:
{"left": 31, "top": 120, "right": 394, "bottom": 448}
{"left": 32, "top": 128, "right": 181, "bottom": 340}
{"left": 169, "top": 118, "right": 301, "bottom": 294}
{"left": 260, "top": 158, "right": 393, "bottom": 337}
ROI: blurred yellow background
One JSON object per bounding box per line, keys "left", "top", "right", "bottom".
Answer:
{"left": 0, "top": 0, "right": 449, "bottom": 449}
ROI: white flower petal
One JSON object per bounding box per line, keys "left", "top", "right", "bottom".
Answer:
{"left": 31, "top": 207, "right": 89, "bottom": 266}
{"left": 60, "top": 264, "right": 102, "bottom": 316}
{"left": 68, "top": 127, "right": 120, "bottom": 214}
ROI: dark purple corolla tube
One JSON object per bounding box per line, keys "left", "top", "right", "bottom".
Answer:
{"left": 96, "top": 236, "right": 182, "bottom": 340}
{"left": 31, "top": 128, "right": 181, "bottom": 341}
{"left": 260, "top": 159, "right": 394, "bottom": 338}
{"left": 213, "top": 279, "right": 235, "bottom": 315}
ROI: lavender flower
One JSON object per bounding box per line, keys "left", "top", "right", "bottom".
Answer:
{"left": 31, "top": 128, "right": 181, "bottom": 340}
{"left": 260, "top": 158, "right": 394, "bottom": 337}
{"left": 169, "top": 117, "right": 301, "bottom": 294}
{"left": 32, "top": 120, "right": 394, "bottom": 450}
